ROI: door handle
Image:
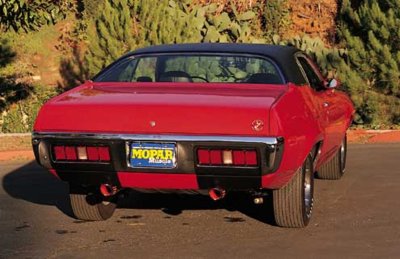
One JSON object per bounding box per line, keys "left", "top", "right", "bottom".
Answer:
{"left": 323, "top": 102, "right": 330, "bottom": 108}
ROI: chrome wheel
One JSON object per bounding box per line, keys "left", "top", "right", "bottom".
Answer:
{"left": 340, "top": 136, "right": 347, "bottom": 173}
{"left": 303, "top": 158, "right": 314, "bottom": 218}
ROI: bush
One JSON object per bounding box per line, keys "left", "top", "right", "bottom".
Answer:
{"left": 337, "top": 0, "right": 400, "bottom": 126}
{"left": 84, "top": 0, "right": 290, "bottom": 76}
{"left": 0, "top": 0, "right": 67, "bottom": 32}
{"left": 84, "top": 0, "right": 136, "bottom": 77}
{"left": 1, "top": 84, "right": 58, "bottom": 133}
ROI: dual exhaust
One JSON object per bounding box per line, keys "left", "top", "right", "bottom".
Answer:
{"left": 99, "top": 184, "right": 227, "bottom": 200}
{"left": 99, "top": 184, "right": 263, "bottom": 204}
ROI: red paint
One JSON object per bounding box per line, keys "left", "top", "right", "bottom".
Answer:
{"left": 264, "top": 82, "right": 354, "bottom": 188}
{"left": 117, "top": 172, "right": 198, "bottom": 189}
{"left": 34, "top": 82, "right": 286, "bottom": 136}
{"left": 34, "top": 74, "right": 353, "bottom": 190}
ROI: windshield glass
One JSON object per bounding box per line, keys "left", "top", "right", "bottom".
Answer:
{"left": 95, "top": 54, "right": 284, "bottom": 84}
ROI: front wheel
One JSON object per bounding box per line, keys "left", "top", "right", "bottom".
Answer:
{"left": 317, "top": 135, "right": 347, "bottom": 180}
{"left": 69, "top": 185, "right": 117, "bottom": 221}
{"left": 273, "top": 154, "right": 314, "bottom": 228}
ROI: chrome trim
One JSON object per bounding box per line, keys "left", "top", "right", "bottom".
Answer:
{"left": 32, "top": 132, "right": 284, "bottom": 173}
{"left": 32, "top": 132, "right": 282, "bottom": 146}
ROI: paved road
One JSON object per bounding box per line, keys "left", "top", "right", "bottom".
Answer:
{"left": 1, "top": 144, "right": 399, "bottom": 258}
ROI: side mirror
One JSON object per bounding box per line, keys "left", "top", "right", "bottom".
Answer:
{"left": 325, "top": 78, "right": 340, "bottom": 89}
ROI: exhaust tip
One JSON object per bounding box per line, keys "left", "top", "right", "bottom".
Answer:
{"left": 209, "top": 187, "right": 226, "bottom": 201}
{"left": 100, "top": 184, "right": 118, "bottom": 197}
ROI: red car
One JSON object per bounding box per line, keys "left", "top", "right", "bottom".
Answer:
{"left": 32, "top": 44, "right": 354, "bottom": 227}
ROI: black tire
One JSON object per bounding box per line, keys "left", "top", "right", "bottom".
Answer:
{"left": 69, "top": 185, "right": 117, "bottom": 221}
{"left": 317, "top": 135, "right": 347, "bottom": 180}
{"left": 273, "top": 155, "right": 314, "bottom": 228}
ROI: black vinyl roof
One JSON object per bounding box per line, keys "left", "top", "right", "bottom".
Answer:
{"left": 127, "top": 43, "right": 307, "bottom": 84}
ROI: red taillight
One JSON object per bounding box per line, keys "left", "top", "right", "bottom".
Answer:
{"left": 53, "top": 145, "right": 110, "bottom": 162}
{"left": 245, "top": 150, "right": 257, "bottom": 166}
{"left": 210, "top": 150, "right": 222, "bottom": 165}
{"left": 197, "top": 148, "right": 258, "bottom": 167}
{"left": 54, "top": 146, "right": 66, "bottom": 160}
{"left": 98, "top": 147, "right": 110, "bottom": 161}
{"left": 87, "top": 147, "right": 99, "bottom": 161}
{"left": 198, "top": 149, "right": 210, "bottom": 164}
{"left": 233, "top": 150, "right": 245, "bottom": 165}
{"left": 65, "top": 146, "right": 77, "bottom": 160}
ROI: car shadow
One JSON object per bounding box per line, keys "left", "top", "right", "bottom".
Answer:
{"left": 2, "top": 161, "right": 74, "bottom": 217}
{"left": 2, "top": 161, "right": 276, "bottom": 226}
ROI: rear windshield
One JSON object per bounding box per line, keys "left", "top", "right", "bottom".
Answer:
{"left": 94, "top": 54, "right": 284, "bottom": 84}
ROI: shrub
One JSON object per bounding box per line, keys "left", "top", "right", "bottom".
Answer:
{"left": 0, "top": 0, "right": 67, "bottom": 32}
{"left": 337, "top": 0, "right": 400, "bottom": 126}
{"left": 84, "top": 0, "right": 290, "bottom": 76}
{"left": 84, "top": 0, "right": 136, "bottom": 77}
{"left": 1, "top": 84, "right": 58, "bottom": 133}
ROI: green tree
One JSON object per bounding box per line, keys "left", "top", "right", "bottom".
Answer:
{"left": 0, "top": 0, "right": 66, "bottom": 32}
{"left": 84, "top": 0, "right": 135, "bottom": 76}
{"left": 338, "top": 0, "right": 400, "bottom": 125}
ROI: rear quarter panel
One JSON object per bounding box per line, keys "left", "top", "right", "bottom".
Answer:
{"left": 263, "top": 83, "right": 324, "bottom": 189}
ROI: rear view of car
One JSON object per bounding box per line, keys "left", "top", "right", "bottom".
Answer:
{"left": 32, "top": 44, "right": 354, "bottom": 227}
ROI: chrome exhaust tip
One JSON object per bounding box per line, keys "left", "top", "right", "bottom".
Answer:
{"left": 100, "top": 184, "right": 118, "bottom": 197}
{"left": 208, "top": 187, "right": 226, "bottom": 201}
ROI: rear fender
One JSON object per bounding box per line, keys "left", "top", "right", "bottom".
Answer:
{"left": 263, "top": 84, "right": 323, "bottom": 189}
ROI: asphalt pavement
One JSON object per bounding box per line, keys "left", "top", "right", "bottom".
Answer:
{"left": 1, "top": 144, "right": 399, "bottom": 258}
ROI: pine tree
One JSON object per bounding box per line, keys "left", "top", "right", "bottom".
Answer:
{"left": 338, "top": 0, "right": 400, "bottom": 125}
{"left": 85, "top": 0, "right": 135, "bottom": 76}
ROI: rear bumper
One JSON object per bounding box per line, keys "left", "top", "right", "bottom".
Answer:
{"left": 32, "top": 132, "right": 283, "bottom": 190}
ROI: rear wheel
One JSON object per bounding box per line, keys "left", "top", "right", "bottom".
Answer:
{"left": 317, "top": 135, "right": 347, "bottom": 180}
{"left": 273, "top": 155, "right": 314, "bottom": 228}
{"left": 69, "top": 185, "right": 117, "bottom": 221}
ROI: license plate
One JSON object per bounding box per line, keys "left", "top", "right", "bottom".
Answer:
{"left": 129, "top": 142, "right": 176, "bottom": 168}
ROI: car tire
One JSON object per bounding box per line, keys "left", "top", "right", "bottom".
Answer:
{"left": 317, "top": 135, "right": 347, "bottom": 180}
{"left": 273, "top": 154, "right": 314, "bottom": 228}
{"left": 69, "top": 185, "right": 117, "bottom": 221}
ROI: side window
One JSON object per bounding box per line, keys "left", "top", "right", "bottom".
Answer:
{"left": 132, "top": 57, "right": 157, "bottom": 82}
{"left": 297, "top": 57, "right": 323, "bottom": 90}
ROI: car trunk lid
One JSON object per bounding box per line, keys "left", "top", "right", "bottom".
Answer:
{"left": 34, "top": 82, "right": 287, "bottom": 136}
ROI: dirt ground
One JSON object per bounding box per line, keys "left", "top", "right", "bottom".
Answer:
{"left": 0, "top": 135, "right": 31, "bottom": 152}
{"left": 286, "top": 0, "right": 337, "bottom": 43}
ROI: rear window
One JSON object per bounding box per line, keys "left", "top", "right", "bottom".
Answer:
{"left": 95, "top": 54, "right": 284, "bottom": 84}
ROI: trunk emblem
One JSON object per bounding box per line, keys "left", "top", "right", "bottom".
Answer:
{"left": 149, "top": 121, "right": 156, "bottom": 127}
{"left": 251, "top": 120, "right": 264, "bottom": 131}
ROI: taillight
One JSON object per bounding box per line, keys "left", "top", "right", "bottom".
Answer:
{"left": 54, "top": 146, "right": 66, "bottom": 160}
{"left": 65, "top": 146, "right": 77, "bottom": 160}
{"left": 87, "top": 147, "right": 99, "bottom": 161}
{"left": 53, "top": 145, "right": 110, "bottom": 162}
{"left": 210, "top": 150, "right": 222, "bottom": 165}
{"left": 98, "top": 147, "right": 110, "bottom": 161}
{"left": 197, "top": 148, "right": 258, "bottom": 167}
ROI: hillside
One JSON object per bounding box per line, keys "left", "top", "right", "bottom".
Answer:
{"left": 0, "top": 0, "right": 399, "bottom": 132}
